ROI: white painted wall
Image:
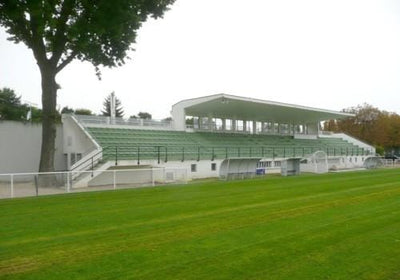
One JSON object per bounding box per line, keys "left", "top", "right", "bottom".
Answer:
{"left": 62, "top": 115, "right": 99, "bottom": 169}
{"left": 0, "top": 121, "right": 65, "bottom": 173}
{"left": 111, "top": 159, "right": 223, "bottom": 180}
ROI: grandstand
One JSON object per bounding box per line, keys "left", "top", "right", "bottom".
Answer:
{"left": 63, "top": 94, "right": 375, "bottom": 181}
{"left": 85, "top": 128, "right": 366, "bottom": 161}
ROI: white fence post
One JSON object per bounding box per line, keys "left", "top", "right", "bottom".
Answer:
{"left": 113, "top": 170, "right": 116, "bottom": 190}
{"left": 10, "top": 174, "right": 14, "bottom": 198}
{"left": 66, "top": 172, "right": 70, "bottom": 193}
{"left": 151, "top": 168, "right": 155, "bottom": 186}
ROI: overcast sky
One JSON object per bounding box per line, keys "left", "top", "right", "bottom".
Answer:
{"left": 1, "top": 0, "right": 400, "bottom": 119}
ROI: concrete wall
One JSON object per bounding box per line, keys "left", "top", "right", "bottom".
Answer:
{"left": 113, "top": 159, "right": 223, "bottom": 180}
{"left": 62, "top": 115, "right": 99, "bottom": 169}
{"left": 0, "top": 121, "right": 65, "bottom": 173}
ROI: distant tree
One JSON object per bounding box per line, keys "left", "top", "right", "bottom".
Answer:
{"left": 324, "top": 103, "right": 400, "bottom": 154}
{"left": 0, "top": 0, "right": 175, "bottom": 172}
{"left": 61, "top": 106, "right": 74, "bottom": 114}
{"left": 0, "top": 87, "right": 28, "bottom": 120}
{"left": 30, "top": 107, "right": 43, "bottom": 123}
{"left": 130, "top": 112, "right": 152, "bottom": 119}
{"left": 185, "top": 117, "right": 194, "bottom": 125}
{"left": 163, "top": 117, "right": 172, "bottom": 122}
{"left": 138, "top": 112, "right": 152, "bottom": 119}
{"left": 75, "top": 108, "right": 93, "bottom": 116}
{"left": 102, "top": 93, "right": 124, "bottom": 117}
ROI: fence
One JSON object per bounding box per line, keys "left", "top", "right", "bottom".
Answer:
{"left": 0, "top": 168, "right": 188, "bottom": 199}
{"left": 382, "top": 159, "right": 400, "bottom": 168}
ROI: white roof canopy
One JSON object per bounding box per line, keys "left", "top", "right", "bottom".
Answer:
{"left": 172, "top": 94, "right": 353, "bottom": 124}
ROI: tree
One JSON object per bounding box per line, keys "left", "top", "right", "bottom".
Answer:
{"left": 60, "top": 106, "right": 92, "bottom": 115}
{"left": 0, "top": 87, "right": 28, "bottom": 120}
{"left": 0, "top": 0, "right": 175, "bottom": 172}
{"left": 60, "top": 106, "right": 74, "bottom": 114}
{"left": 75, "top": 108, "right": 93, "bottom": 115}
{"left": 323, "top": 103, "right": 400, "bottom": 154}
{"left": 130, "top": 112, "right": 152, "bottom": 119}
{"left": 138, "top": 112, "right": 152, "bottom": 119}
{"left": 101, "top": 93, "right": 124, "bottom": 117}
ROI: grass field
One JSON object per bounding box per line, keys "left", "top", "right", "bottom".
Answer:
{"left": 1, "top": 168, "right": 400, "bottom": 279}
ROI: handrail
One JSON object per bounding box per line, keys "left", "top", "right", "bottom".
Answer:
{"left": 70, "top": 148, "right": 104, "bottom": 172}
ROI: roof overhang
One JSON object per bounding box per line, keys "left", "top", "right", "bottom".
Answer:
{"left": 173, "top": 94, "right": 354, "bottom": 123}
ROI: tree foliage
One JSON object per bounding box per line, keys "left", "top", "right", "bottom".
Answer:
{"left": 0, "top": 87, "right": 44, "bottom": 122}
{"left": 0, "top": 0, "right": 175, "bottom": 72}
{"left": 130, "top": 112, "right": 152, "bottom": 119}
{"left": 0, "top": 87, "right": 26, "bottom": 120}
{"left": 60, "top": 106, "right": 74, "bottom": 114}
{"left": 323, "top": 103, "right": 400, "bottom": 153}
{"left": 102, "top": 93, "right": 124, "bottom": 117}
{"left": 74, "top": 108, "right": 93, "bottom": 115}
{"left": 0, "top": 0, "right": 175, "bottom": 172}
{"left": 61, "top": 106, "right": 93, "bottom": 115}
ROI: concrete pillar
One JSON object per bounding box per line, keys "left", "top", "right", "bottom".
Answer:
{"left": 222, "top": 119, "right": 226, "bottom": 131}
{"left": 253, "top": 121, "right": 257, "bottom": 134}
{"left": 208, "top": 116, "right": 213, "bottom": 131}
{"left": 232, "top": 119, "right": 236, "bottom": 131}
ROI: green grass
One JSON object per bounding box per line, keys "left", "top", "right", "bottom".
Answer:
{"left": 1, "top": 169, "right": 400, "bottom": 279}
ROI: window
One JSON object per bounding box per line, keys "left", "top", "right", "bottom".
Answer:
{"left": 191, "top": 164, "right": 197, "bottom": 172}
{"left": 263, "top": 161, "right": 272, "bottom": 167}
{"left": 211, "top": 163, "right": 217, "bottom": 171}
{"left": 70, "top": 153, "right": 76, "bottom": 165}
{"left": 274, "top": 161, "right": 281, "bottom": 167}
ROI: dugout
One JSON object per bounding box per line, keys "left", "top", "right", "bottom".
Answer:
{"left": 281, "top": 158, "right": 301, "bottom": 176}
{"left": 219, "top": 158, "right": 262, "bottom": 180}
{"left": 363, "top": 156, "right": 384, "bottom": 169}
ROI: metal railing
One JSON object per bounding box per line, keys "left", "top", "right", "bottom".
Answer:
{"left": 0, "top": 168, "right": 188, "bottom": 199}
{"left": 98, "top": 145, "right": 372, "bottom": 164}
{"left": 74, "top": 114, "right": 173, "bottom": 129}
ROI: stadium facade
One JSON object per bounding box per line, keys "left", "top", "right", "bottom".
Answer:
{"left": 61, "top": 94, "right": 374, "bottom": 180}
{"left": 1, "top": 94, "right": 376, "bottom": 182}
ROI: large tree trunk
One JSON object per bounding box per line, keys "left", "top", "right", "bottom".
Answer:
{"left": 38, "top": 63, "right": 58, "bottom": 173}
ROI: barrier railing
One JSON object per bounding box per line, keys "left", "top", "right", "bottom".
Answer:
{"left": 99, "top": 145, "right": 371, "bottom": 164}
{"left": 0, "top": 168, "right": 188, "bottom": 199}
{"left": 74, "top": 114, "right": 173, "bottom": 129}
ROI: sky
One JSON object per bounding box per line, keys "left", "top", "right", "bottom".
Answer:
{"left": 1, "top": 0, "right": 400, "bottom": 119}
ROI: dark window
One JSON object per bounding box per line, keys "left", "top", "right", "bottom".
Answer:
{"left": 211, "top": 163, "right": 217, "bottom": 171}
{"left": 191, "top": 164, "right": 197, "bottom": 172}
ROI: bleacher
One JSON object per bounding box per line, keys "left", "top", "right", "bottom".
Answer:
{"left": 86, "top": 127, "right": 366, "bottom": 162}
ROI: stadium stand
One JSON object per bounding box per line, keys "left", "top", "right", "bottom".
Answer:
{"left": 85, "top": 127, "right": 366, "bottom": 162}
{"left": 61, "top": 94, "right": 375, "bottom": 179}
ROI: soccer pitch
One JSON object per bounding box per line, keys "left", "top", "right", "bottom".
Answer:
{"left": 1, "top": 169, "right": 400, "bottom": 279}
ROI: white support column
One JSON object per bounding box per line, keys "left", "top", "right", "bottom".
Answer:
{"left": 198, "top": 117, "right": 202, "bottom": 130}
{"left": 253, "top": 121, "right": 257, "bottom": 134}
{"left": 222, "top": 119, "right": 226, "bottom": 131}
{"left": 243, "top": 120, "right": 247, "bottom": 132}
